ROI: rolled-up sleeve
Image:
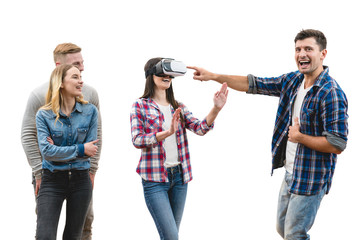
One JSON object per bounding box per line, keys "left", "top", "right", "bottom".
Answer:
{"left": 246, "top": 74, "right": 285, "bottom": 97}
{"left": 321, "top": 87, "right": 348, "bottom": 151}
{"left": 180, "top": 102, "right": 214, "bottom": 136}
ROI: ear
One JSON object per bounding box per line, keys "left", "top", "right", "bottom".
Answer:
{"left": 320, "top": 49, "right": 327, "bottom": 61}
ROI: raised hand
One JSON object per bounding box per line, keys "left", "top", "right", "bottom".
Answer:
{"left": 155, "top": 108, "right": 181, "bottom": 142}
{"left": 169, "top": 108, "right": 181, "bottom": 134}
{"left": 214, "top": 82, "right": 229, "bottom": 110}
{"left": 84, "top": 139, "right": 99, "bottom": 157}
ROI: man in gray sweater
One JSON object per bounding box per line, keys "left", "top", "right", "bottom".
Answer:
{"left": 21, "top": 43, "right": 102, "bottom": 240}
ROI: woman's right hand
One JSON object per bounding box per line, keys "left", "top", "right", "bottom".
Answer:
{"left": 84, "top": 139, "right": 99, "bottom": 157}
{"left": 155, "top": 108, "right": 181, "bottom": 142}
{"left": 169, "top": 108, "right": 181, "bottom": 135}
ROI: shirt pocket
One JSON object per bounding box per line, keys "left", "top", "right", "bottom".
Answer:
{"left": 51, "top": 131, "right": 63, "bottom": 145}
{"left": 301, "top": 108, "right": 317, "bottom": 134}
{"left": 77, "top": 128, "right": 88, "bottom": 143}
{"left": 145, "top": 114, "right": 160, "bottom": 132}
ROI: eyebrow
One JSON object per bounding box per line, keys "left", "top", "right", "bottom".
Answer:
{"left": 295, "top": 45, "right": 314, "bottom": 49}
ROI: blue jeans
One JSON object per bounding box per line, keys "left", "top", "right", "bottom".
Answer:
{"left": 142, "top": 165, "right": 188, "bottom": 240}
{"left": 36, "top": 169, "right": 92, "bottom": 240}
{"left": 276, "top": 171, "right": 327, "bottom": 240}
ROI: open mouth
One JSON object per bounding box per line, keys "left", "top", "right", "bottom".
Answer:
{"left": 299, "top": 60, "right": 310, "bottom": 67}
{"left": 76, "top": 86, "right": 82, "bottom": 89}
{"left": 162, "top": 79, "right": 170, "bottom": 83}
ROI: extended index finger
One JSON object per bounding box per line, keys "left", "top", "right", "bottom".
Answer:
{"left": 186, "top": 66, "right": 198, "bottom": 71}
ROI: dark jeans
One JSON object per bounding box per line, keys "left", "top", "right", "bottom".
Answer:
{"left": 142, "top": 165, "right": 188, "bottom": 240}
{"left": 36, "top": 169, "right": 92, "bottom": 240}
{"left": 32, "top": 173, "right": 94, "bottom": 240}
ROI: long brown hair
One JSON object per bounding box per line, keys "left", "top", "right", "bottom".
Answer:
{"left": 141, "top": 57, "right": 184, "bottom": 123}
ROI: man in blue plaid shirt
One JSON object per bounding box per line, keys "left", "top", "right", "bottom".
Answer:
{"left": 188, "top": 29, "right": 348, "bottom": 239}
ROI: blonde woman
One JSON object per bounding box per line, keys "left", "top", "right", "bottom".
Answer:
{"left": 35, "top": 64, "right": 98, "bottom": 240}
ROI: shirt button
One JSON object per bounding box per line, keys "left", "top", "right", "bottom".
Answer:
{"left": 276, "top": 144, "right": 280, "bottom": 147}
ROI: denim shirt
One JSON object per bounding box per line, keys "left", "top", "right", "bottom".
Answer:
{"left": 36, "top": 102, "right": 98, "bottom": 172}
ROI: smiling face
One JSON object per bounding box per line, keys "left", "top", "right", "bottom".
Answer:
{"left": 153, "top": 74, "right": 173, "bottom": 91}
{"left": 60, "top": 67, "right": 83, "bottom": 98}
{"left": 295, "top": 37, "right": 327, "bottom": 77}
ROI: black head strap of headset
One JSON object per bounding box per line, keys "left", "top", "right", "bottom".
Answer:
{"left": 145, "top": 67, "right": 156, "bottom": 78}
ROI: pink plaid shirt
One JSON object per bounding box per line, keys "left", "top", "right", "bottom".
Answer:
{"left": 130, "top": 98, "right": 214, "bottom": 183}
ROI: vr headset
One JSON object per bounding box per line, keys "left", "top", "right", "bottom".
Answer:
{"left": 145, "top": 58, "right": 187, "bottom": 78}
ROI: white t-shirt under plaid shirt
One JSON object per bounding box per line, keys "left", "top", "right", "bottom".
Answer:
{"left": 131, "top": 97, "right": 214, "bottom": 183}
{"left": 157, "top": 103, "right": 180, "bottom": 168}
{"left": 285, "top": 80, "right": 312, "bottom": 174}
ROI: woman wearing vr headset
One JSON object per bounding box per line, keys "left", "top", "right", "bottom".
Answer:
{"left": 35, "top": 65, "right": 98, "bottom": 240}
{"left": 130, "top": 57, "right": 228, "bottom": 239}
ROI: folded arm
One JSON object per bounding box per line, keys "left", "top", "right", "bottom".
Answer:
{"left": 36, "top": 111, "right": 85, "bottom": 161}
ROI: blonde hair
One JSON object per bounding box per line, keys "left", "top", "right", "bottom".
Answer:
{"left": 41, "top": 64, "right": 88, "bottom": 124}
{"left": 53, "top": 43, "right": 82, "bottom": 64}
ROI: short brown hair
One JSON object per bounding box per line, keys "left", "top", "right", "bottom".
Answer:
{"left": 294, "top": 29, "right": 327, "bottom": 50}
{"left": 53, "top": 43, "right": 82, "bottom": 63}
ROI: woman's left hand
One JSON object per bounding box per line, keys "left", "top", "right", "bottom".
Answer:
{"left": 213, "top": 82, "right": 229, "bottom": 111}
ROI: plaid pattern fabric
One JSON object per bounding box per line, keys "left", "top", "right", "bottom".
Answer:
{"left": 130, "top": 98, "right": 213, "bottom": 184}
{"left": 250, "top": 66, "right": 348, "bottom": 195}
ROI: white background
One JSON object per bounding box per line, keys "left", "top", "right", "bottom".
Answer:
{"left": 1, "top": 0, "right": 359, "bottom": 239}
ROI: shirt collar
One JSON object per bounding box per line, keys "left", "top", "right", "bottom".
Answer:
{"left": 144, "top": 97, "right": 175, "bottom": 112}
{"left": 145, "top": 98, "right": 160, "bottom": 110}
{"left": 296, "top": 65, "right": 329, "bottom": 89}
{"left": 313, "top": 66, "right": 329, "bottom": 87}
{"left": 59, "top": 101, "right": 83, "bottom": 117}
{"left": 73, "top": 101, "right": 83, "bottom": 113}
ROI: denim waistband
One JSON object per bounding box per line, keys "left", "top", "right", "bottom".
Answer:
{"left": 43, "top": 169, "right": 89, "bottom": 175}
{"left": 166, "top": 164, "right": 182, "bottom": 174}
